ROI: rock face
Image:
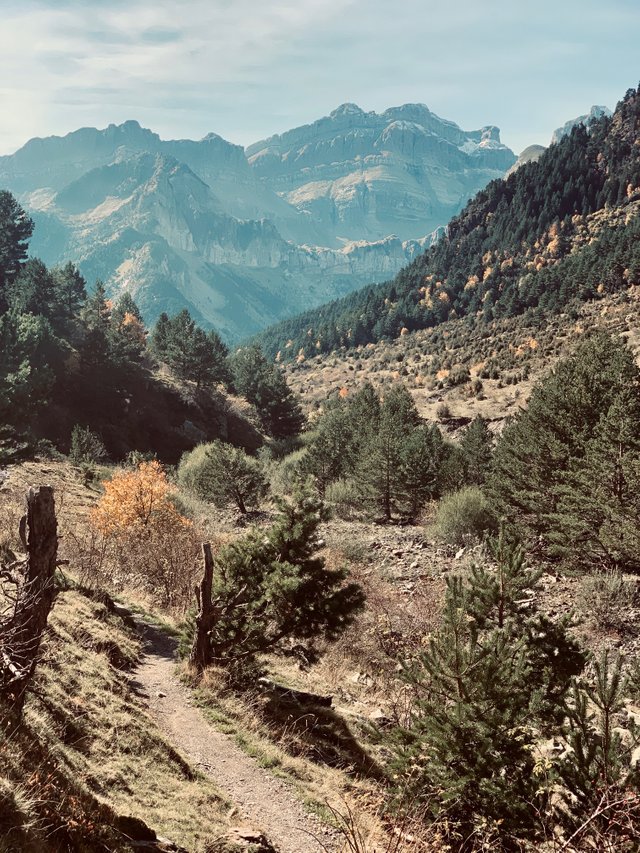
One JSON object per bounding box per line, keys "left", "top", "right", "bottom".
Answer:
{"left": 505, "top": 144, "right": 547, "bottom": 177}
{"left": 247, "top": 103, "right": 515, "bottom": 243}
{"left": 550, "top": 105, "right": 612, "bottom": 145}
{"left": 0, "top": 109, "right": 515, "bottom": 341}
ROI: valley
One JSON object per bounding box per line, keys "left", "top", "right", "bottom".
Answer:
{"left": 1, "top": 52, "right": 640, "bottom": 853}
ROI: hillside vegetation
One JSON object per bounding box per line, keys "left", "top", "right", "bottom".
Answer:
{"left": 254, "top": 84, "right": 640, "bottom": 361}
{"left": 3, "top": 82, "right": 640, "bottom": 853}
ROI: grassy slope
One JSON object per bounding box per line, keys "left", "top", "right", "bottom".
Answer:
{"left": 0, "top": 584, "right": 233, "bottom": 852}
{"left": 283, "top": 284, "right": 640, "bottom": 425}
{"left": 0, "top": 463, "right": 239, "bottom": 852}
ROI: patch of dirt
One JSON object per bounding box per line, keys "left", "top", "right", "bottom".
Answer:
{"left": 132, "top": 619, "right": 340, "bottom": 853}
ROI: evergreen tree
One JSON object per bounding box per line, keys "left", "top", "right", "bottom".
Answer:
{"left": 51, "top": 262, "right": 87, "bottom": 335}
{"left": 488, "top": 333, "right": 640, "bottom": 545}
{"left": 109, "top": 292, "right": 146, "bottom": 364}
{"left": 0, "top": 311, "right": 60, "bottom": 459}
{"left": 232, "top": 345, "right": 305, "bottom": 438}
{"left": 557, "top": 650, "right": 640, "bottom": 848}
{"left": 79, "top": 282, "right": 111, "bottom": 371}
{"left": 7, "top": 258, "right": 58, "bottom": 320}
{"left": 390, "top": 534, "right": 586, "bottom": 848}
{"left": 150, "top": 312, "right": 171, "bottom": 360}
{"left": 298, "top": 398, "right": 353, "bottom": 495}
{"left": 549, "top": 389, "right": 640, "bottom": 570}
{"left": 356, "top": 384, "right": 421, "bottom": 520}
{"left": 392, "top": 575, "right": 542, "bottom": 846}
{"left": 152, "top": 309, "right": 231, "bottom": 388}
{"left": 193, "top": 484, "right": 364, "bottom": 675}
{"left": 460, "top": 415, "right": 493, "bottom": 485}
{"left": 0, "top": 191, "right": 33, "bottom": 311}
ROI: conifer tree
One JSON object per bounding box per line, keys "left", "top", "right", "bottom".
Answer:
{"left": 232, "top": 345, "right": 305, "bottom": 438}
{"left": 393, "top": 575, "right": 542, "bottom": 844}
{"left": 193, "top": 484, "right": 364, "bottom": 675}
{"left": 549, "top": 389, "right": 640, "bottom": 570}
{"left": 0, "top": 191, "right": 33, "bottom": 311}
{"left": 356, "top": 384, "right": 422, "bottom": 520}
{"left": 390, "top": 533, "right": 586, "bottom": 846}
{"left": 460, "top": 415, "right": 493, "bottom": 485}
{"left": 150, "top": 311, "right": 171, "bottom": 360}
{"left": 557, "top": 650, "right": 640, "bottom": 848}
{"left": 298, "top": 398, "right": 353, "bottom": 495}
{"left": 488, "top": 333, "right": 640, "bottom": 544}
{"left": 51, "top": 262, "right": 87, "bottom": 335}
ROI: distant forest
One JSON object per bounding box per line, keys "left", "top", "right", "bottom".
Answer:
{"left": 253, "top": 84, "right": 640, "bottom": 361}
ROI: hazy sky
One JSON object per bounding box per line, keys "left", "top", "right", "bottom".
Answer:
{"left": 1, "top": 0, "right": 639, "bottom": 156}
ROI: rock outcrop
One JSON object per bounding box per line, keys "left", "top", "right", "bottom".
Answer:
{"left": 550, "top": 105, "right": 612, "bottom": 145}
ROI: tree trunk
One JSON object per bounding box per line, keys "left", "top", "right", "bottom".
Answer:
{"left": 2, "top": 486, "right": 58, "bottom": 716}
{"left": 189, "top": 543, "right": 216, "bottom": 671}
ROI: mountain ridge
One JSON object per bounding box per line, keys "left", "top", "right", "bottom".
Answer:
{"left": 251, "top": 84, "right": 640, "bottom": 359}
{"left": 0, "top": 105, "right": 515, "bottom": 339}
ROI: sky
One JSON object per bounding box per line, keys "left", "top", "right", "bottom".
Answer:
{"left": 1, "top": 0, "right": 639, "bottom": 157}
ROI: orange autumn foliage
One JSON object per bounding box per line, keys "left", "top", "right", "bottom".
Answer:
{"left": 91, "top": 461, "right": 189, "bottom": 538}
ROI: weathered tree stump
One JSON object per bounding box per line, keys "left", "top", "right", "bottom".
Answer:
{"left": 1, "top": 486, "right": 58, "bottom": 715}
{"left": 189, "top": 543, "right": 216, "bottom": 671}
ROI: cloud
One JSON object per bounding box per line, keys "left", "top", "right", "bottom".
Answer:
{"left": 0, "top": 0, "right": 638, "bottom": 155}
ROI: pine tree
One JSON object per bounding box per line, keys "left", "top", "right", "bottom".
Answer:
{"left": 557, "top": 650, "right": 640, "bottom": 849}
{"left": 232, "top": 345, "right": 305, "bottom": 438}
{"left": 298, "top": 398, "right": 353, "bottom": 495}
{"left": 390, "top": 534, "right": 586, "bottom": 847}
{"left": 51, "top": 262, "right": 87, "bottom": 335}
{"left": 549, "top": 389, "right": 640, "bottom": 570}
{"left": 194, "top": 484, "right": 364, "bottom": 675}
{"left": 0, "top": 191, "right": 33, "bottom": 311}
{"left": 460, "top": 415, "right": 493, "bottom": 485}
{"left": 392, "top": 575, "right": 541, "bottom": 846}
{"left": 150, "top": 312, "right": 171, "bottom": 360}
{"left": 488, "top": 333, "right": 640, "bottom": 544}
{"left": 356, "top": 384, "right": 420, "bottom": 520}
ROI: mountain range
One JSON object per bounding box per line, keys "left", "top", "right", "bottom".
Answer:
{"left": 253, "top": 88, "right": 639, "bottom": 361}
{"left": 0, "top": 106, "right": 516, "bottom": 340}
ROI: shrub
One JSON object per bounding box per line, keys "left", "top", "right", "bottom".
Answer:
{"left": 178, "top": 440, "right": 268, "bottom": 514}
{"left": 435, "top": 402, "right": 451, "bottom": 421}
{"left": 325, "top": 479, "right": 364, "bottom": 520}
{"left": 432, "top": 486, "right": 496, "bottom": 545}
{"left": 69, "top": 424, "right": 107, "bottom": 465}
{"left": 578, "top": 570, "right": 640, "bottom": 630}
{"left": 90, "top": 461, "right": 199, "bottom": 610}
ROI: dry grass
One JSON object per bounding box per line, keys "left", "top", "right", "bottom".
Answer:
{"left": 1, "top": 586, "right": 232, "bottom": 852}
{"left": 283, "top": 285, "right": 640, "bottom": 429}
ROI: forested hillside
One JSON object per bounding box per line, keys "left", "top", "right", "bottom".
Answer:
{"left": 254, "top": 84, "right": 640, "bottom": 361}
{"left": 0, "top": 191, "right": 303, "bottom": 463}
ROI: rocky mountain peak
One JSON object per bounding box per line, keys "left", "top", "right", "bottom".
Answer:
{"left": 551, "top": 104, "right": 612, "bottom": 145}
{"left": 329, "top": 103, "right": 365, "bottom": 119}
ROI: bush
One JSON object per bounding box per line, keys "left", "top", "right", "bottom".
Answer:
{"left": 69, "top": 424, "right": 107, "bottom": 465}
{"left": 578, "top": 570, "right": 640, "bottom": 630}
{"left": 432, "top": 486, "right": 497, "bottom": 545}
{"left": 325, "top": 479, "right": 364, "bottom": 520}
{"left": 178, "top": 440, "right": 268, "bottom": 514}
{"left": 90, "top": 461, "right": 199, "bottom": 610}
{"left": 264, "top": 447, "right": 306, "bottom": 496}
{"left": 436, "top": 402, "right": 451, "bottom": 421}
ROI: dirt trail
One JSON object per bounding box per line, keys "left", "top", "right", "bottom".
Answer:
{"left": 131, "top": 618, "right": 339, "bottom": 853}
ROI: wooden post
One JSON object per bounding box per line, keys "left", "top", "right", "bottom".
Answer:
{"left": 189, "top": 543, "right": 215, "bottom": 672}
{"left": 2, "top": 486, "right": 58, "bottom": 715}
